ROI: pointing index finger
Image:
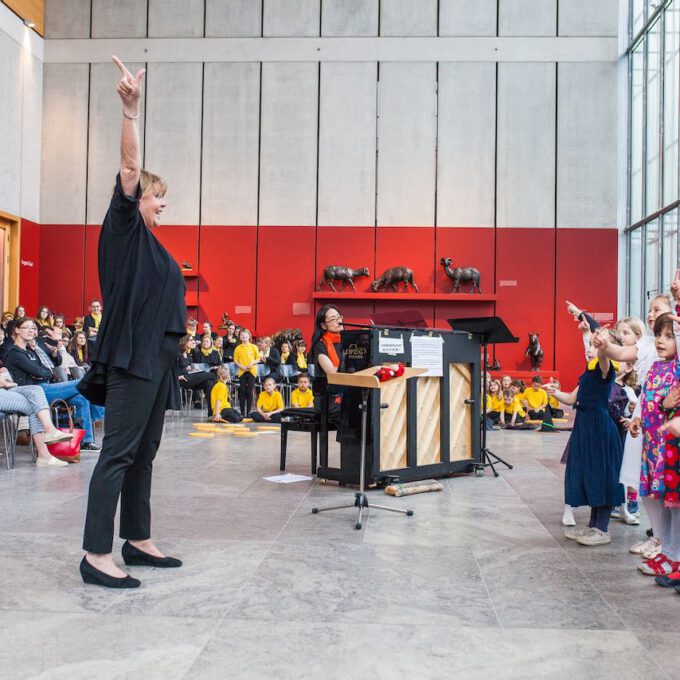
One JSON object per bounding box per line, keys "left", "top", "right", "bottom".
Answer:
{"left": 112, "top": 55, "right": 131, "bottom": 78}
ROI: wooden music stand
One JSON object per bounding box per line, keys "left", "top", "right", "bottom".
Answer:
{"left": 312, "top": 365, "right": 427, "bottom": 530}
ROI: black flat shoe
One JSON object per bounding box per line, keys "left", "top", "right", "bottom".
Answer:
{"left": 122, "top": 540, "right": 183, "bottom": 568}
{"left": 79, "top": 556, "right": 141, "bottom": 589}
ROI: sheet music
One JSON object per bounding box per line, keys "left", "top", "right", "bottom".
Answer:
{"left": 410, "top": 334, "right": 444, "bottom": 377}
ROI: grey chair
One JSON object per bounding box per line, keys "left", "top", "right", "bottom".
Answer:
{"left": 69, "top": 365, "right": 86, "bottom": 380}
{"left": 52, "top": 366, "right": 70, "bottom": 383}
{"left": 278, "top": 364, "right": 299, "bottom": 405}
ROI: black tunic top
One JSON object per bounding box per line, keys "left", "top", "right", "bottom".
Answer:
{"left": 91, "top": 174, "right": 186, "bottom": 380}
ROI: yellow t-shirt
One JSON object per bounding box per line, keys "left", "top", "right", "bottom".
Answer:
{"left": 504, "top": 397, "right": 526, "bottom": 417}
{"left": 549, "top": 395, "right": 560, "bottom": 409}
{"left": 233, "top": 342, "right": 260, "bottom": 377}
{"left": 486, "top": 394, "right": 504, "bottom": 413}
{"left": 210, "top": 381, "right": 232, "bottom": 414}
{"left": 291, "top": 387, "right": 314, "bottom": 408}
{"left": 257, "top": 390, "right": 284, "bottom": 413}
{"left": 523, "top": 387, "right": 548, "bottom": 410}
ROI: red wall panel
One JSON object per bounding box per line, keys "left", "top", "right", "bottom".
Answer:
{"left": 434, "top": 228, "right": 495, "bottom": 294}
{"left": 199, "top": 225, "right": 257, "bottom": 330}
{"left": 375, "top": 227, "right": 435, "bottom": 293}
{"left": 19, "top": 218, "right": 40, "bottom": 315}
{"left": 39, "top": 225, "right": 85, "bottom": 319}
{"left": 84, "top": 225, "right": 102, "bottom": 306}
{"left": 555, "top": 228, "right": 618, "bottom": 388}
{"left": 316, "top": 227, "right": 375, "bottom": 293}
{"left": 257, "top": 226, "right": 316, "bottom": 339}
{"left": 495, "top": 228, "right": 555, "bottom": 374}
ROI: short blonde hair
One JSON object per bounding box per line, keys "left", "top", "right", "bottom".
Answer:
{"left": 217, "top": 366, "right": 230, "bottom": 381}
{"left": 140, "top": 170, "right": 167, "bottom": 198}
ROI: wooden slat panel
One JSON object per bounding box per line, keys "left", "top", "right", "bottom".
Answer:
{"left": 417, "top": 377, "right": 440, "bottom": 465}
{"left": 450, "top": 363, "right": 472, "bottom": 461}
{"left": 380, "top": 380, "right": 407, "bottom": 470}
{"left": 3, "top": 0, "right": 44, "bottom": 35}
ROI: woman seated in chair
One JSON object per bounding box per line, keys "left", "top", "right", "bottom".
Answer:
{"left": 213, "top": 335, "right": 225, "bottom": 363}
{"left": 53, "top": 314, "right": 72, "bottom": 341}
{"left": 177, "top": 335, "right": 216, "bottom": 415}
{"left": 68, "top": 331, "right": 90, "bottom": 368}
{"left": 222, "top": 321, "right": 238, "bottom": 362}
{"left": 0, "top": 367, "right": 73, "bottom": 467}
{"left": 192, "top": 334, "right": 221, "bottom": 372}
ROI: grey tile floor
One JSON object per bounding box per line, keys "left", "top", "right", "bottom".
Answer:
{"left": 0, "top": 418, "right": 672, "bottom": 679}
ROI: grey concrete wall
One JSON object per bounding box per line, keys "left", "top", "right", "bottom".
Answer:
{"left": 37, "top": 0, "right": 619, "bottom": 232}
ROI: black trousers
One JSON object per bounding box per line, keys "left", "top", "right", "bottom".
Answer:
{"left": 528, "top": 409, "right": 545, "bottom": 420}
{"left": 82, "top": 335, "right": 177, "bottom": 553}
{"left": 181, "top": 371, "right": 216, "bottom": 416}
{"left": 218, "top": 407, "right": 242, "bottom": 423}
{"left": 250, "top": 411, "right": 282, "bottom": 422}
{"left": 239, "top": 372, "right": 255, "bottom": 414}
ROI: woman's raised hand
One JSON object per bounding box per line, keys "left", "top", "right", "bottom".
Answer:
{"left": 112, "top": 55, "right": 145, "bottom": 116}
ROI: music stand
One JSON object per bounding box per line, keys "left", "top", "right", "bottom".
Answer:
{"left": 311, "top": 365, "right": 426, "bottom": 529}
{"left": 447, "top": 317, "right": 519, "bottom": 477}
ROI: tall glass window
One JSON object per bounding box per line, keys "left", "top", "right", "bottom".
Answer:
{"left": 627, "top": 2, "right": 680, "bottom": 315}
{"left": 665, "top": 1, "right": 680, "bottom": 204}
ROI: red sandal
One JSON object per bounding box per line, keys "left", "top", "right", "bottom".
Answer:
{"left": 638, "top": 554, "right": 678, "bottom": 576}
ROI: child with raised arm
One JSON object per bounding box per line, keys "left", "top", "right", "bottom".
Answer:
{"left": 547, "top": 329, "right": 625, "bottom": 545}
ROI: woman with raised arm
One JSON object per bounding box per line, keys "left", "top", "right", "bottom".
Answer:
{"left": 79, "top": 56, "right": 186, "bottom": 588}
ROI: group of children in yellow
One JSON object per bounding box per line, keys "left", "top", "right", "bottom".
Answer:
{"left": 486, "top": 375, "right": 563, "bottom": 428}
{"left": 208, "top": 368, "right": 314, "bottom": 424}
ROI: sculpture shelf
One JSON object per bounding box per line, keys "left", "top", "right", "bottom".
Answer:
{"left": 311, "top": 292, "right": 498, "bottom": 302}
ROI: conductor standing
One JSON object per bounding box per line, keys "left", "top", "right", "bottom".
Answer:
{"left": 80, "top": 56, "right": 186, "bottom": 588}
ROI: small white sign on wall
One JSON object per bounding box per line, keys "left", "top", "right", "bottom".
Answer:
{"left": 379, "top": 336, "right": 405, "bottom": 356}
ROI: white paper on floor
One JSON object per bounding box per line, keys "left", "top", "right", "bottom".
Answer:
{"left": 263, "top": 473, "right": 314, "bottom": 484}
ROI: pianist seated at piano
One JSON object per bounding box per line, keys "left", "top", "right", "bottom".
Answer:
{"left": 309, "top": 305, "right": 344, "bottom": 416}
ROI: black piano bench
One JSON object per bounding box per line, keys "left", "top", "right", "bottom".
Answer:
{"left": 280, "top": 408, "right": 324, "bottom": 475}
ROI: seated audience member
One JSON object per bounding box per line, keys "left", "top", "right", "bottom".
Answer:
{"left": 193, "top": 334, "right": 221, "bottom": 370}
{"left": 279, "top": 341, "right": 291, "bottom": 365}
{"left": 502, "top": 389, "right": 526, "bottom": 427}
{"left": 509, "top": 380, "right": 524, "bottom": 397}
{"left": 68, "top": 330, "right": 90, "bottom": 367}
{"left": 83, "top": 299, "right": 102, "bottom": 340}
{"left": 213, "top": 335, "right": 224, "bottom": 362}
{"left": 177, "top": 335, "right": 216, "bottom": 415}
{"left": 0, "top": 367, "right": 74, "bottom": 467}
{"left": 1, "top": 311, "right": 14, "bottom": 332}
{"left": 201, "top": 321, "right": 218, "bottom": 340}
{"left": 223, "top": 322, "right": 238, "bottom": 361}
{"left": 548, "top": 380, "right": 565, "bottom": 418}
{"left": 486, "top": 379, "right": 504, "bottom": 425}
{"left": 523, "top": 375, "right": 548, "bottom": 420}
{"left": 500, "top": 374, "right": 512, "bottom": 392}
{"left": 257, "top": 336, "right": 281, "bottom": 382}
{"left": 209, "top": 366, "right": 242, "bottom": 423}
{"left": 6, "top": 305, "right": 25, "bottom": 338}
{"left": 35, "top": 306, "right": 53, "bottom": 329}
{"left": 0, "top": 326, "right": 7, "bottom": 363}
{"left": 287, "top": 340, "right": 308, "bottom": 371}
{"left": 4, "top": 317, "right": 101, "bottom": 451}
{"left": 186, "top": 317, "right": 198, "bottom": 338}
{"left": 290, "top": 373, "right": 314, "bottom": 408}
{"left": 251, "top": 376, "right": 284, "bottom": 422}
{"left": 233, "top": 328, "right": 259, "bottom": 415}
{"left": 71, "top": 316, "right": 84, "bottom": 334}
{"left": 52, "top": 314, "right": 71, "bottom": 340}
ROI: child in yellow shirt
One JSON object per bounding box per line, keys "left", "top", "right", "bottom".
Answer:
{"left": 523, "top": 375, "right": 548, "bottom": 420}
{"left": 291, "top": 373, "right": 314, "bottom": 408}
{"left": 486, "top": 379, "right": 504, "bottom": 426}
{"left": 548, "top": 379, "right": 564, "bottom": 418}
{"left": 252, "top": 376, "right": 284, "bottom": 422}
{"left": 233, "top": 328, "right": 260, "bottom": 415}
{"left": 210, "top": 366, "right": 242, "bottom": 423}
{"left": 503, "top": 389, "right": 526, "bottom": 427}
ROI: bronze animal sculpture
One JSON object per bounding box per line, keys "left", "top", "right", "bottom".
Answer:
{"left": 318, "top": 266, "right": 370, "bottom": 292}
{"left": 371, "top": 266, "right": 418, "bottom": 293}
{"left": 440, "top": 258, "right": 482, "bottom": 293}
{"left": 218, "top": 312, "right": 231, "bottom": 330}
{"left": 525, "top": 333, "right": 544, "bottom": 371}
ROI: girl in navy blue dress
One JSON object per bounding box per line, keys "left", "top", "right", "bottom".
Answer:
{"left": 548, "top": 329, "right": 625, "bottom": 546}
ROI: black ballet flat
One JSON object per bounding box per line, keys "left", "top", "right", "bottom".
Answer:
{"left": 122, "top": 540, "right": 183, "bottom": 568}
{"left": 79, "top": 556, "right": 141, "bottom": 589}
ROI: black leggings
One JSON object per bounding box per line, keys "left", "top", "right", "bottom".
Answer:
{"left": 239, "top": 372, "right": 255, "bottom": 414}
